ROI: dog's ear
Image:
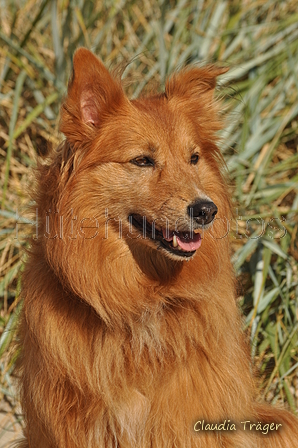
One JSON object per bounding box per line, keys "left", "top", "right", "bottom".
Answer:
{"left": 165, "top": 66, "right": 229, "bottom": 142}
{"left": 165, "top": 66, "right": 228, "bottom": 102}
{"left": 60, "top": 48, "right": 125, "bottom": 147}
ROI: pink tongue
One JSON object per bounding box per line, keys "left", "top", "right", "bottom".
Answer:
{"left": 162, "top": 229, "right": 201, "bottom": 251}
{"left": 176, "top": 232, "right": 201, "bottom": 251}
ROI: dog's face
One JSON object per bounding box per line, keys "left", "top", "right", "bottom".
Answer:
{"left": 58, "top": 48, "right": 230, "bottom": 262}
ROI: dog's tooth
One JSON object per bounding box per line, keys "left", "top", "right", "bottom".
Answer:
{"left": 173, "top": 234, "right": 178, "bottom": 248}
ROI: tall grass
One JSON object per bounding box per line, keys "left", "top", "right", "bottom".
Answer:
{"left": 0, "top": 0, "right": 297, "bottom": 442}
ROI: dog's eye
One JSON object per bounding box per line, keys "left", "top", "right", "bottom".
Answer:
{"left": 131, "top": 156, "right": 154, "bottom": 167}
{"left": 190, "top": 154, "right": 199, "bottom": 165}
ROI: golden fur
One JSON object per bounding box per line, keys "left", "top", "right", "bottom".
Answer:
{"left": 17, "top": 48, "right": 298, "bottom": 447}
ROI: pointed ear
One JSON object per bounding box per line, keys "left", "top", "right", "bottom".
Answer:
{"left": 60, "top": 48, "right": 125, "bottom": 147}
{"left": 165, "top": 66, "right": 229, "bottom": 142}
{"left": 165, "top": 65, "right": 228, "bottom": 102}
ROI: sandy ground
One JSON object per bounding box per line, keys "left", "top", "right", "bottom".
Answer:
{"left": 0, "top": 400, "right": 23, "bottom": 448}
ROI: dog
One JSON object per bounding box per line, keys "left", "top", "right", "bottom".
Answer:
{"left": 17, "top": 48, "right": 298, "bottom": 447}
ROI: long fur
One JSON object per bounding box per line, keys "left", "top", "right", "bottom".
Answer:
{"left": 17, "top": 48, "right": 298, "bottom": 447}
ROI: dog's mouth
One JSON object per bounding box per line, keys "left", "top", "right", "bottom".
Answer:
{"left": 129, "top": 214, "right": 202, "bottom": 259}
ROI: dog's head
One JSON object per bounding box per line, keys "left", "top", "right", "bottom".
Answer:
{"left": 57, "top": 48, "right": 230, "bottom": 263}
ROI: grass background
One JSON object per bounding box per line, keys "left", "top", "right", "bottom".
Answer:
{"left": 0, "top": 0, "right": 298, "bottom": 443}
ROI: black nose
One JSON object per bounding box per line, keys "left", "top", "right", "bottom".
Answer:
{"left": 187, "top": 200, "right": 218, "bottom": 225}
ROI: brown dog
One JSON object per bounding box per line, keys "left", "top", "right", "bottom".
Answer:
{"left": 17, "top": 48, "right": 298, "bottom": 447}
